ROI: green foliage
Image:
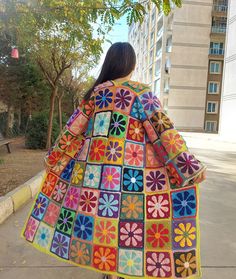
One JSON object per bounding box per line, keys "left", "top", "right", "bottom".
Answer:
{"left": 25, "top": 111, "right": 60, "bottom": 149}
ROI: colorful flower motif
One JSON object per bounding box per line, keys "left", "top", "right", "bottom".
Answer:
{"left": 146, "top": 222, "right": 170, "bottom": 249}
{"left": 94, "top": 81, "right": 113, "bottom": 91}
{"left": 109, "top": 112, "right": 127, "bottom": 138}
{"left": 123, "top": 168, "right": 143, "bottom": 192}
{"left": 124, "top": 142, "right": 144, "bottom": 167}
{"left": 176, "top": 152, "right": 200, "bottom": 177}
{"left": 71, "top": 162, "right": 85, "bottom": 185}
{"left": 174, "top": 250, "right": 197, "bottom": 277}
{"left": 24, "top": 216, "right": 39, "bottom": 242}
{"left": 60, "top": 159, "right": 75, "bottom": 182}
{"left": 120, "top": 194, "right": 144, "bottom": 220}
{"left": 66, "top": 108, "right": 80, "bottom": 126}
{"left": 98, "top": 192, "right": 120, "bottom": 218}
{"left": 77, "top": 138, "right": 90, "bottom": 161}
{"left": 51, "top": 180, "right": 68, "bottom": 203}
{"left": 127, "top": 118, "right": 145, "bottom": 142}
{"left": 139, "top": 91, "right": 161, "bottom": 114}
{"left": 69, "top": 112, "right": 89, "bottom": 135}
{"left": 42, "top": 173, "right": 58, "bottom": 197}
{"left": 146, "top": 143, "right": 163, "bottom": 168}
{"left": 43, "top": 202, "right": 60, "bottom": 226}
{"left": 88, "top": 138, "right": 106, "bottom": 162}
{"left": 166, "top": 162, "right": 183, "bottom": 187}
{"left": 56, "top": 208, "right": 75, "bottom": 235}
{"left": 94, "top": 219, "right": 117, "bottom": 245}
{"left": 173, "top": 220, "right": 196, "bottom": 249}
{"left": 78, "top": 189, "right": 98, "bottom": 215}
{"left": 73, "top": 214, "right": 94, "bottom": 241}
{"left": 58, "top": 131, "right": 80, "bottom": 154}
{"left": 35, "top": 224, "right": 52, "bottom": 248}
{"left": 83, "top": 164, "right": 102, "bottom": 189}
{"left": 93, "top": 246, "right": 117, "bottom": 271}
{"left": 105, "top": 140, "right": 123, "bottom": 162}
{"left": 152, "top": 140, "right": 169, "bottom": 165}
{"left": 63, "top": 186, "right": 80, "bottom": 210}
{"left": 130, "top": 97, "right": 146, "bottom": 121}
{"left": 119, "top": 221, "right": 144, "bottom": 248}
{"left": 143, "top": 120, "right": 158, "bottom": 143}
{"left": 93, "top": 111, "right": 111, "bottom": 136}
{"left": 118, "top": 249, "right": 143, "bottom": 276}
{"left": 146, "top": 193, "right": 170, "bottom": 219}
{"left": 114, "top": 89, "right": 132, "bottom": 110}
{"left": 96, "top": 89, "right": 113, "bottom": 109}
{"left": 70, "top": 239, "right": 92, "bottom": 265}
{"left": 146, "top": 169, "right": 167, "bottom": 192}
{"left": 32, "top": 193, "right": 49, "bottom": 220}
{"left": 150, "top": 111, "right": 174, "bottom": 135}
{"left": 50, "top": 231, "right": 70, "bottom": 259}
{"left": 83, "top": 98, "right": 95, "bottom": 116}
{"left": 171, "top": 188, "right": 196, "bottom": 218}
{"left": 100, "top": 165, "right": 121, "bottom": 191}
{"left": 51, "top": 155, "right": 70, "bottom": 175}
{"left": 85, "top": 117, "right": 94, "bottom": 137}
{"left": 46, "top": 150, "right": 63, "bottom": 167}
{"left": 146, "top": 252, "right": 172, "bottom": 278}
{"left": 161, "top": 130, "right": 185, "bottom": 156}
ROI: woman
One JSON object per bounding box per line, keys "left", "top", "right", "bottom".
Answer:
{"left": 21, "top": 42, "right": 206, "bottom": 279}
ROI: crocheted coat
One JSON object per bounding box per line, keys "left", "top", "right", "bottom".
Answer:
{"left": 21, "top": 79, "right": 206, "bottom": 279}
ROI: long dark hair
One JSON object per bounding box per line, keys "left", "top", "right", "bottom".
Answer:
{"left": 83, "top": 42, "right": 136, "bottom": 101}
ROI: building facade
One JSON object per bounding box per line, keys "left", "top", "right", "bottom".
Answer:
{"left": 128, "top": 0, "right": 228, "bottom": 132}
{"left": 219, "top": 0, "right": 236, "bottom": 141}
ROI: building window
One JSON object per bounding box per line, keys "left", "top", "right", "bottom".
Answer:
{"left": 154, "top": 78, "right": 160, "bottom": 95}
{"left": 149, "top": 49, "right": 154, "bottom": 65}
{"left": 210, "top": 42, "right": 224, "bottom": 55}
{"left": 205, "top": 121, "right": 217, "bottom": 132}
{"left": 166, "top": 36, "right": 172, "bottom": 53}
{"left": 207, "top": 101, "right": 218, "bottom": 114}
{"left": 149, "top": 67, "right": 153, "bottom": 83}
{"left": 156, "top": 38, "right": 162, "bottom": 57}
{"left": 208, "top": 82, "right": 220, "bottom": 94}
{"left": 210, "top": 61, "right": 221, "bottom": 74}
{"left": 155, "top": 58, "right": 161, "bottom": 77}
{"left": 150, "top": 31, "right": 154, "bottom": 47}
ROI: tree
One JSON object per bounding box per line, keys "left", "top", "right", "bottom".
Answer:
{"left": 0, "top": 0, "right": 182, "bottom": 147}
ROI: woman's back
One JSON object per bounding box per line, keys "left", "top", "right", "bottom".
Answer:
{"left": 21, "top": 43, "right": 206, "bottom": 279}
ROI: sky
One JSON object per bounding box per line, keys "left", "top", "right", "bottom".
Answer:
{"left": 90, "top": 16, "right": 129, "bottom": 78}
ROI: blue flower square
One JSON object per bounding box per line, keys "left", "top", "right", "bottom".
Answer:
{"left": 98, "top": 191, "right": 120, "bottom": 218}
{"left": 50, "top": 231, "right": 70, "bottom": 259}
{"left": 32, "top": 193, "right": 49, "bottom": 221}
{"left": 171, "top": 188, "right": 197, "bottom": 218}
{"left": 61, "top": 159, "right": 75, "bottom": 182}
{"left": 123, "top": 167, "right": 143, "bottom": 192}
{"left": 73, "top": 214, "right": 94, "bottom": 241}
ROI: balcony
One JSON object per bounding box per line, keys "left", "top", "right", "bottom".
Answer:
{"left": 211, "top": 25, "right": 226, "bottom": 33}
{"left": 209, "top": 48, "right": 224, "bottom": 55}
{"left": 213, "top": 4, "right": 228, "bottom": 13}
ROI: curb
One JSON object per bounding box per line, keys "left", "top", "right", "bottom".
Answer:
{"left": 0, "top": 170, "right": 45, "bottom": 224}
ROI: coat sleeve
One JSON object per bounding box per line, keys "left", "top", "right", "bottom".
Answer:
{"left": 44, "top": 92, "right": 95, "bottom": 170}
{"left": 137, "top": 89, "right": 206, "bottom": 187}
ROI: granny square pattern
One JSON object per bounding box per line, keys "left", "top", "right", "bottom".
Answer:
{"left": 21, "top": 79, "right": 206, "bottom": 279}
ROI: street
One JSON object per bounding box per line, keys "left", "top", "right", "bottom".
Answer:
{"left": 0, "top": 147, "right": 236, "bottom": 279}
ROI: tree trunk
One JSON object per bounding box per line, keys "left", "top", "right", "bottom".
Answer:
{"left": 46, "top": 87, "right": 57, "bottom": 150}
{"left": 58, "top": 95, "right": 63, "bottom": 131}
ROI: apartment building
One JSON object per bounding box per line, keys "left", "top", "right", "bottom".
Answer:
{"left": 128, "top": 0, "right": 228, "bottom": 132}
{"left": 219, "top": 0, "right": 236, "bottom": 141}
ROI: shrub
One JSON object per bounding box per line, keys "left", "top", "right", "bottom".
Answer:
{"left": 25, "top": 111, "right": 60, "bottom": 149}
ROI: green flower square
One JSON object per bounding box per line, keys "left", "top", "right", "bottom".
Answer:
{"left": 145, "top": 220, "right": 171, "bottom": 250}
{"left": 69, "top": 238, "right": 92, "bottom": 265}
{"left": 120, "top": 193, "right": 144, "bottom": 220}
{"left": 71, "top": 161, "right": 86, "bottom": 186}
{"left": 56, "top": 207, "right": 76, "bottom": 236}
{"left": 109, "top": 112, "right": 128, "bottom": 138}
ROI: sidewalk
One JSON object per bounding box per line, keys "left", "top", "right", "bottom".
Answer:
{"left": 0, "top": 144, "right": 236, "bottom": 278}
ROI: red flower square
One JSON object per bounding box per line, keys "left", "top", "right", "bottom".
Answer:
{"left": 78, "top": 189, "right": 99, "bottom": 215}
{"left": 146, "top": 251, "right": 172, "bottom": 277}
{"left": 119, "top": 221, "right": 144, "bottom": 248}
{"left": 127, "top": 118, "right": 145, "bottom": 143}
{"left": 146, "top": 193, "right": 170, "bottom": 219}
{"left": 43, "top": 202, "right": 60, "bottom": 226}
{"left": 42, "top": 172, "right": 58, "bottom": 197}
